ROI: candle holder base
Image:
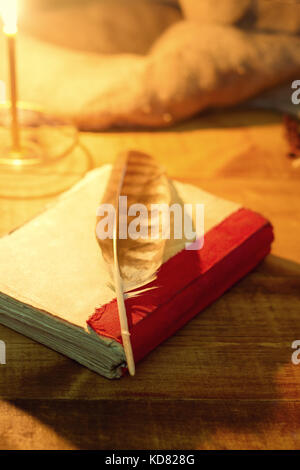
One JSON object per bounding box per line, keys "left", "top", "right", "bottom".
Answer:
{"left": 0, "top": 103, "right": 92, "bottom": 198}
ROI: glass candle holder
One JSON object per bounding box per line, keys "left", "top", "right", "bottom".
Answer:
{"left": 0, "top": 102, "right": 92, "bottom": 198}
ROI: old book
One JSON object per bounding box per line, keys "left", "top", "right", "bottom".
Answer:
{"left": 0, "top": 165, "right": 273, "bottom": 379}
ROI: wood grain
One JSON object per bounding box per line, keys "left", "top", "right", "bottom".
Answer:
{"left": 0, "top": 110, "right": 299, "bottom": 449}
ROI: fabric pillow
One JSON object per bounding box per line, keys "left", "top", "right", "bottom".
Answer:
{"left": 3, "top": 0, "right": 299, "bottom": 130}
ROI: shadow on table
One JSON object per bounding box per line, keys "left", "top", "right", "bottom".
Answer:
{"left": 4, "top": 254, "right": 300, "bottom": 449}
{"left": 96, "top": 108, "right": 284, "bottom": 136}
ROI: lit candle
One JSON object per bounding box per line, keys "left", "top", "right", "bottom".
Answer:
{"left": 0, "top": 0, "right": 21, "bottom": 154}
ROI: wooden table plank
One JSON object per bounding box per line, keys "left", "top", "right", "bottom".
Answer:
{"left": 0, "top": 254, "right": 299, "bottom": 401}
{"left": 0, "top": 110, "right": 299, "bottom": 449}
{"left": 1, "top": 399, "right": 300, "bottom": 450}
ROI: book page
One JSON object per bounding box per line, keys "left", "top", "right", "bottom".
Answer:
{"left": 0, "top": 166, "right": 239, "bottom": 329}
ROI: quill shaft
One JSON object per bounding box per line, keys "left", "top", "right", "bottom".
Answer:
{"left": 113, "top": 170, "right": 135, "bottom": 376}
{"left": 113, "top": 266, "right": 135, "bottom": 376}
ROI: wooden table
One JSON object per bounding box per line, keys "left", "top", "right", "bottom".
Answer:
{"left": 0, "top": 110, "right": 299, "bottom": 450}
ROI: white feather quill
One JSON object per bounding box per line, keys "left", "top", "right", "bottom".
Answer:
{"left": 96, "top": 151, "right": 171, "bottom": 376}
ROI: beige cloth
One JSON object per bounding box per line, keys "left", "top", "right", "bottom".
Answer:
{"left": 1, "top": 0, "right": 299, "bottom": 129}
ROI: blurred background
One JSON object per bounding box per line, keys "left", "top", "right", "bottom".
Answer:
{"left": 0, "top": 0, "right": 299, "bottom": 129}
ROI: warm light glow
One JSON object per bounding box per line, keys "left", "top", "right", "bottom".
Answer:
{"left": 0, "top": 0, "right": 18, "bottom": 35}
{"left": 0, "top": 80, "right": 5, "bottom": 102}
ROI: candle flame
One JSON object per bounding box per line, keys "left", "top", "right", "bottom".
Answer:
{"left": 0, "top": 0, "right": 18, "bottom": 35}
